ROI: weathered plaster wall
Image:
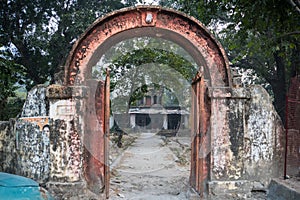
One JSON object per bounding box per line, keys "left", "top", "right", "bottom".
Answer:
{"left": 21, "top": 85, "right": 48, "bottom": 117}
{"left": 14, "top": 85, "right": 50, "bottom": 183}
{"left": 243, "top": 86, "right": 284, "bottom": 183}
{"left": 0, "top": 81, "right": 285, "bottom": 199}
{"left": 46, "top": 84, "right": 107, "bottom": 199}
{"left": 49, "top": 117, "right": 82, "bottom": 182}
{"left": 46, "top": 85, "right": 86, "bottom": 183}
{"left": 16, "top": 118, "right": 50, "bottom": 183}
{"left": 208, "top": 85, "right": 284, "bottom": 197}
{"left": 2, "top": 85, "right": 85, "bottom": 186}
{"left": 0, "top": 120, "right": 17, "bottom": 174}
{"left": 0, "top": 84, "right": 102, "bottom": 199}
{"left": 209, "top": 87, "right": 233, "bottom": 181}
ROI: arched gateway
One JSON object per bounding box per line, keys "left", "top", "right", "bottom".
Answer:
{"left": 64, "top": 6, "right": 231, "bottom": 87}
{"left": 63, "top": 5, "right": 232, "bottom": 198}
{"left": 7, "top": 5, "right": 284, "bottom": 200}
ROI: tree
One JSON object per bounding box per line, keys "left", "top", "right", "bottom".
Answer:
{"left": 159, "top": 0, "right": 300, "bottom": 123}
{"left": 91, "top": 37, "right": 197, "bottom": 113}
{"left": 0, "top": 0, "right": 132, "bottom": 120}
{"left": 219, "top": 0, "right": 299, "bottom": 122}
{"left": 1, "top": 0, "right": 53, "bottom": 90}
{"left": 0, "top": 0, "right": 128, "bottom": 90}
{"left": 0, "top": 50, "right": 26, "bottom": 120}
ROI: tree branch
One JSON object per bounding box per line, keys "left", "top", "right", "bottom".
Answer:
{"left": 287, "top": 0, "right": 300, "bottom": 14}
{"left": 228, "top": 55, "right": 275, "bottom": 83}
{"left": 278, "top": 31, "right": 300, "bottom": 38}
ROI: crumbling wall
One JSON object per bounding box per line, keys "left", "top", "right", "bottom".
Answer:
{"left": 0, "top": 120, "right": 17, "bottom": 174}
{"left": 46, "top": 85, "right": 86, "bottom": 183}
{"left": 243, "top": 86, "right": 284, "bottom": 184}
{"left": 20, "top": 85, "right": 48, "bottom": 117}
{"left": 208, "top": 85, "right": 284, "bottom": 197}
{"left": 0, "top": 82, "right": 285, "bottom": 200}
{"left": 16, "top": 118, "right": 50, "bottom": 183}
{"left": 1, "top": 84, "right": 85, "bottom": 186}
{"left": 49, "top": 117, "right": 82, "bottom": 182}
{"left": 14, "top": 85, "right": 50, "bottom": 183}
{"left": 0, "top": 83, "right": 101, "bottom": 199}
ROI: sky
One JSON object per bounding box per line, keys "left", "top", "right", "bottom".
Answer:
{"left": 134, "top": 0, "right": 160, "bottom": 5}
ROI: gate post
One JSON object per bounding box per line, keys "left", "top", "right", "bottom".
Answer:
{"left": 46, "top": 85, "right": 101, "bottom": 198}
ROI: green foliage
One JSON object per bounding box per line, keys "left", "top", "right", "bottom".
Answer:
{"left": 0, "top": 58, "right": 23, "bottom": 101}
{"left": 129, "top": 84, "right": 149, "bottom": 106}
{"left": 0, "top": 51, "right": 26, "bottom": 120}
{"left": 159, "top": 0, "right": 300, "bottom": 122}
{"left": 97, "top": 37, "right": 196, "bottom": 113}
{"left": 0, "top": 0, "right": 132, "bottom": 120}
{"left": 109, "top": 47, "right": 196, "bottom": 108}
{"left": 110, "top": 47, "right": 196, "bottom": 82}
{"left": 0, "top": 0, "right": 128, "bottom": 90}
{"left": 162, "top": 87, "right": 180, "bottom": 106}
{"left": 1, "top": 0, "right": 298, "bottom": 123}
{"left": 92, "top": 36, "right": 196, "bottom": 113}
{"left": 0, "top": 97, "right": 25, "bottom": 120}
{"left": 216, "top": 0, "right": 300, "bottom": 121}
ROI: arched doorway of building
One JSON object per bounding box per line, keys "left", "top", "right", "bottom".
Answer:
{"left": 63, "top": 6, "right": 231, "bottom": 199}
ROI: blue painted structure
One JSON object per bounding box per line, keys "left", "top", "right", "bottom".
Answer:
{"left": 0, "top": 172, "right": 54, "bottom": 200}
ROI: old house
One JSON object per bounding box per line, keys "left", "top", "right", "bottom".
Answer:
{"left": 113, "top": 85, "right": 189, "bottom": 134}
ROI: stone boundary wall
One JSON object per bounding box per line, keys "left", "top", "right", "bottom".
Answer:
{"left": 208, "top": 85, "right": 284, "bottom": 197}
{"left": 0, "top": 120, "right": 17, "bottom": 174}
{"left": 0, "top": 84, "right": 285, "bottom": 199}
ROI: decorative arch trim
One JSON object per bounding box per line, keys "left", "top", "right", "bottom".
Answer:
{"left": 64, "top": 6, "right": 231, "bottom": 87}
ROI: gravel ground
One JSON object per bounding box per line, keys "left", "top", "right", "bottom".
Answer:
{"left": 109, "top": 132, "right": 191, "bottom": 200}
{"left": 108, "top": 132, "right": 268, "bottom": 200}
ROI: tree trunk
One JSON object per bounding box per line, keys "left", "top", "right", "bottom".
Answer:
{"left": 290, "top": 44, "right": 300, "bottom": 78}
{"left": 271, "top": 51, "right": 287, "bottom": 125}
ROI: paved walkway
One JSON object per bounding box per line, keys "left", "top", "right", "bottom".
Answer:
{"left": 109, "top": 132, "right": 190, "bottom": 200}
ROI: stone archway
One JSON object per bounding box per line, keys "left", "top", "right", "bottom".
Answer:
{"left": 63, "top": 5, "right": 232, "bottom": 198}
{"left": 64, "top": 6, "right": 231, "bottom": 87}
{"left": 0, "top": 5, "right": 284, "bottom": 200}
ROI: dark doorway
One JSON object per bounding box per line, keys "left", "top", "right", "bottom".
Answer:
{"left": 136, "top": 114, "right": 151, "bottom": 127}
{"left": 168, "top": 114, "right": 181, "bottom": 130}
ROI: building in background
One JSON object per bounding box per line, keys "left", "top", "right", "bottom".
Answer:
{"left": 113, "top": 85, "right": 189, "bottom": 135}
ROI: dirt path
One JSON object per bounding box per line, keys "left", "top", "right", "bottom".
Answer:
{"left": 109, "top": 132, "right": 191, "bottom": 200}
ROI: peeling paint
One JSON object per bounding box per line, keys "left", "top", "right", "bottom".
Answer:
{"left": 246, "top": 86, "right": 275, "bottom": 162}
{"left": 64, "top": 6, "right": 231, "bottom": 87}
{"left": 21, "top": 85, "right": 48, "bottom": 117}
{"left": 16, "top": 119, "right": 50, "bottom": 183}
{"left": 50, "top": 119, "right": 82, "bottom": 182}
{"left": 0, "top": 120, "right": 17, "bottom": 174}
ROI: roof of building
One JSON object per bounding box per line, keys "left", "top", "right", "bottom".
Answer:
{"left": 128, "top": 106, "right": 189, "bottom": 115}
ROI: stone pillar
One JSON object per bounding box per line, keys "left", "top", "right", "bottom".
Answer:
{"left": 46, "top": 85, "right": 87, "bottom": 183}
{"left": 163, "top": 114, "right": 168, "bottom": 129}
{"left": 183, "top": 115, "right": 189, "bottom": 129}
{"left": 130, "top": 114, "right": 136, "bottom": 128}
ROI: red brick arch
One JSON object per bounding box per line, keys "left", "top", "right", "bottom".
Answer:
{"left": 64, "top": 6, "right": 232, "bottom": 87}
